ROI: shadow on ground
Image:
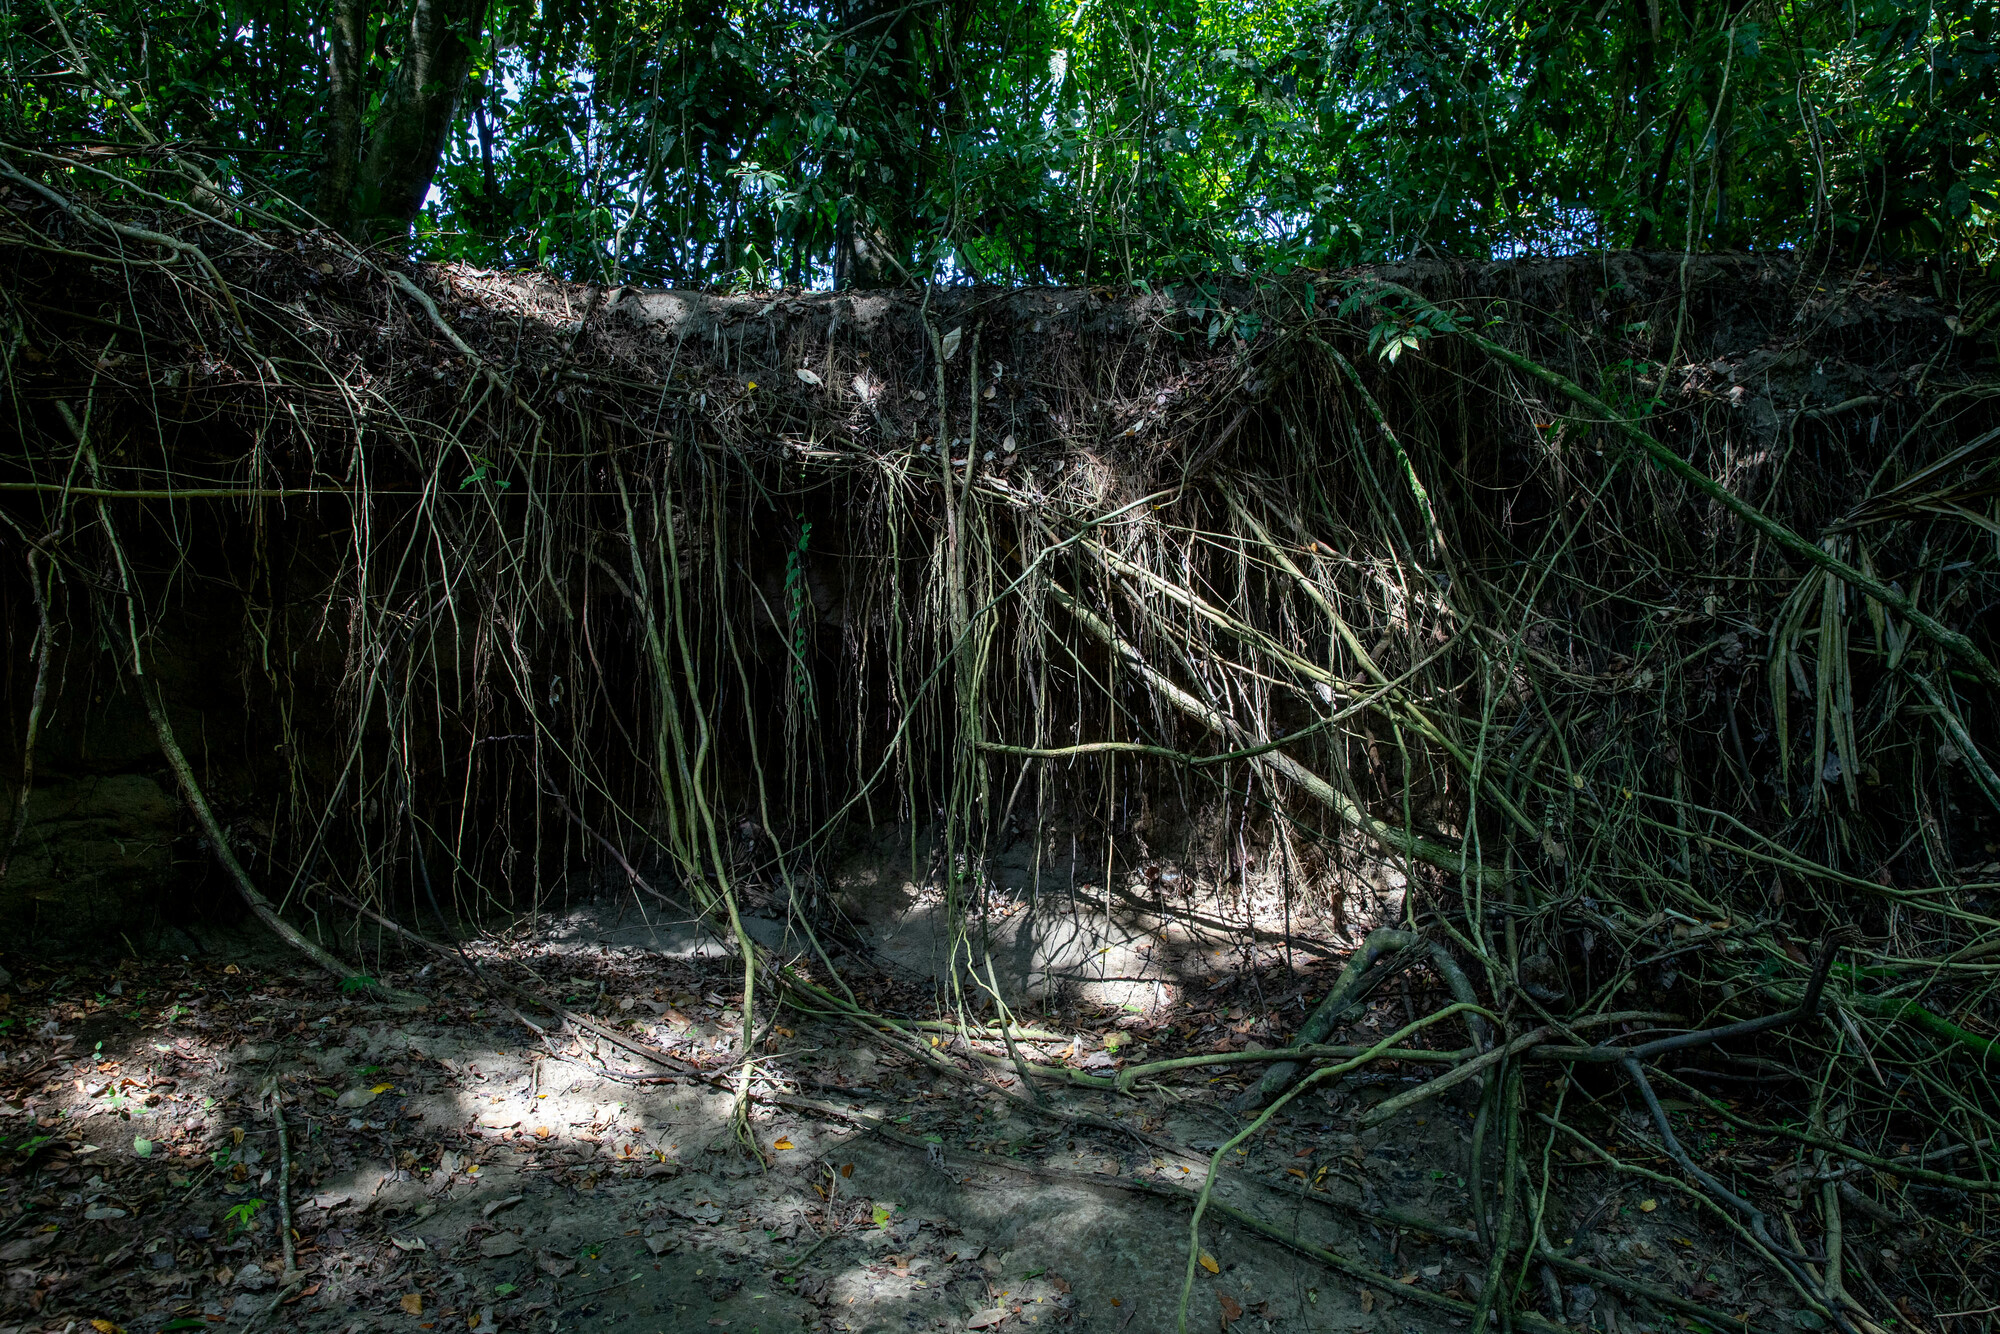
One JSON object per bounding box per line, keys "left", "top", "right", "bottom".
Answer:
{"left": 0, "top": 887, "right": 1793, "bottom": 1334}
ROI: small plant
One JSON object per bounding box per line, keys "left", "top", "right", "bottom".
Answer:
{"left": 458, "top": 454, "right": 511, "bottom": 489}
{"left": 783, "top": 518, "right": 818, "bottom": 720}
{"left": 222, "top": 1198, "right": 266, "bottom": 1236}
{"left": 1366, "top": 304, "right": 1462, "bottom": 364}
{"left": 339, "top": 974, "right": 378, "bottom": 995}
{"left": 1600, "top": 357, "right": 1664, "bottom": 420}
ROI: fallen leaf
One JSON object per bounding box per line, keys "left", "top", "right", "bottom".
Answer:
{"left": 1219, "top": 1291, "right": 1245, "bottom": 1324}
{"left": 91, "top": 1321, "right": 125, "bottom": 1334}
{"left": 401, "top": 1294, "right": 424, "bottom": 1315}
{"left": 132, "top": 1136, "right": 153, "bottom": 1158}
{"left": 872, "top": 1204, "right": 891, "bottom": 1229}
{"left": 773, "top": 1138, "right": 794, "bottom": 1151}
{"left": 533, "top": 1126, "right": 551, "bottom": 1140}
{"left": 335, "top": 1087, "right": 380, "bottom": 1110}
{"left": 1639, "top": 1198, "right": 1658, "bottom": 1213}
{"left": 224, "top": 964, "right": 241, "bottom": 975}
{"left": 1397, "top": 1273, "right": 1418, "bottom": 1285}
{"left": 0, "top": 1235, "right": 50, "bottom": 1262}
{"left": 1198, "top": 1251, "right": 1220, "bottom": 1274}
{"left": 1050, "top": 1275, "right": 1071, "bottom": 1294}
{"left": 83, "top": 1207, "right": 127, "bottom": 1221}
{"left": 480, "top": 1195, "right": 524, "bottom": 1219}
{"left": 941, "top": 327, "right": 964, "bottom": 360}
{"left": 370, "top": 1082, "right": 395, "bottom": 1094}
{"left": 841, "top": 1163, "right": 853, "bottom": 1178}
{"left": 968, "top": 1310, "right": 1009, "bottom": 1329}
{"left": 1360, "top": 1288, "right": 1375, "bottom": 1314}
{"left": 645, "top": 1234, "right": 676, "bottom": 1256}
{"left": 795, "top": 368, "right": 822, "bottom": 386}
{"left": 478, "top": 1234, "right": 523, "bottom": 1258}
{"left": 536, "top": 1253, "right": 577, "bottom": 1278}
{"left": 391, "top": 1237, "right": 426, "bottom": 1252}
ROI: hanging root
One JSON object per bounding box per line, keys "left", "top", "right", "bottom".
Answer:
{"left": 1, "top": 164, "right": 1995, "bottom": 1329}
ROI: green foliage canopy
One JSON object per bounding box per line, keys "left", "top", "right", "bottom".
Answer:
{"left": 3, "top": 0, "right": 1996, "bottom": 285}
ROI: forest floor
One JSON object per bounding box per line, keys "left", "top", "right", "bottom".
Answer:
{"left": 0, "top": 866, "right": 1829, "bottom": 1334}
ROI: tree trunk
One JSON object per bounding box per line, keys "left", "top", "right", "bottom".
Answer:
{"left": 315, "top": 0, "right": 370, "bottom": 235}
{"left": 352, "top": 0, "right": 489, "bottom": 240}
{"left": 834, "top": 208, "right": 902, "bottom": 289}
{"left": 831, "top": 0, "right": 918, "bottom": 288}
